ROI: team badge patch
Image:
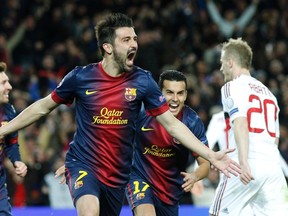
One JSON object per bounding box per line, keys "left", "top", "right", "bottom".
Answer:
{"left": 136, "top": 193, "right": 145, "bottom": 200}
{"left": 74, "top": 181, "right": 84, "bottom": 189}
{"left": 225, "top": 97, "right": 234, "bottom": 109}
{"left": 125, "top": 88, "right": 137, "bottom": 101}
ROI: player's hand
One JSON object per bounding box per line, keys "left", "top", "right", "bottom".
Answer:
{"left": 14, "top": 161, "right": 28, "bottom": 177}
{"left": 239, "top": 161, "right": 254, "bottom": 185}
{"left": 210, "top": 148, "right": 241, "bottom": 178}
{"left": 54, "top": 164, "right": 66, "bottom": 184}
{"left": 181, "top": 171, "right": 197, "bottom": 192}
{"left": 190, "top": 180, "right": 204, "bottom": 196}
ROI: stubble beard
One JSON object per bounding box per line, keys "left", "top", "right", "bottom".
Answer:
{"left": 114, "top": 50, "right": 133, "bottom": 73}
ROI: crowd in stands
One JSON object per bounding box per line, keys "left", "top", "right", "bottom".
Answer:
{"left": 1, "top": 0, "right": 287, "bottom": 207}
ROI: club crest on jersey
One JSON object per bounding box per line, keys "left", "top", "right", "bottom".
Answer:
{"left": 74, "top": 181, "right": 84, "bottom": 189}
{"left": 136, "top": 193, "right": 145, "bottom": 200}
{"left": 125, "top": 88, "right": 137, "bottom": 101}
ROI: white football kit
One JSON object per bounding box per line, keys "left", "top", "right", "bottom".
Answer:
{"left": 209, "top": 75, "right": 288, "bottom": 216}
{"left": 206, "top": 111, "right": 227, "bottom": 151}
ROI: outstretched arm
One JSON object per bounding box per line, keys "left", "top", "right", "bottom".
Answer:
{"left": 156, "top": 110, "right": 241, "bottom": 177}
{"left": 0, "top": 94, "right": 59, "bottom": 139}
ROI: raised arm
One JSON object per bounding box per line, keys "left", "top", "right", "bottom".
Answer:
{"left": 206, "top": 0, "right": 223, "bottom": 25}
{"left": 0, "top": 94, "right": 59, "bottom": 138}
{"left": 236, "top": 1, "right": 258, "bottom": 32}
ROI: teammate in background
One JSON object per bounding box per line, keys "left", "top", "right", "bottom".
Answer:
{"left": 0, "top": 62, "right": 27, "bottom": 215}
{"left": 0, "top": 14, "right": 240, "bottom": 216}
{"left": 125, "top": 70, "right": 210, "bottom": 216}
{"left": 209, "top": 38, "right": 288, "bottom": 216}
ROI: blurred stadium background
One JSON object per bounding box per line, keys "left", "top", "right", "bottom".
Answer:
{"left": 1, "top": 0, "right": 287, "bottom": 215}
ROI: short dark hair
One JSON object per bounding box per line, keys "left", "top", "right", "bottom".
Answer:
{"left": 0, "top": 62, "right": 7, "bottom": 73}
{"left": 158, "top": 70, "right": 187, "bottom": 90}
{"left": 95, "top": 13, "right": 134, "bottom": 56}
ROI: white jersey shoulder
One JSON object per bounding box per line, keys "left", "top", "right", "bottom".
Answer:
{"left": 221, "top": 75, "right": 280, "bottom": 160}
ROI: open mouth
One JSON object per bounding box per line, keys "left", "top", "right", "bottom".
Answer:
{"left": 169, "top": 104, "right": 179, "bottom": 112}
{"left": 127, "top": 50, "right": 136, "bottom": 65}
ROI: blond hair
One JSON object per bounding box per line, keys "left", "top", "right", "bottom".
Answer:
{"left": 222, "top": 38, "right": 253, "bottom": 69}
{"left": 0, "top": 62, "right": 7, "bottom": 73}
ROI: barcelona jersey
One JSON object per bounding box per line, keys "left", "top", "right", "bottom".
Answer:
{"left": 51, "top": 62, "right": 168, "bottom": 188}
{"left": 130, "top": 105, "right": 208, "bottom": 205}
{"left": 0, "top": 104, "right": 20, "bottom": 200}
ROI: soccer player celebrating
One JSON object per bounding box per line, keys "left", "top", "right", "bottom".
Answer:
{"left": 125, "top": 70, "right": 210, "bottom": 216}
{"left": 0, "top": 62, "right": 27, "bottom": 215}
{"left": 209, "top": 38, "right": 288, "bottom": 216}
{"left": 0, "top": 13, "right": 240, "bottom": 216}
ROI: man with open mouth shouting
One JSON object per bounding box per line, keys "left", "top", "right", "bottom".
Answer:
{"left": 0, "top": 13, "right": 240, "bottom": 216}
{"left": 125, "top": 70, "right": 210, "bottom": 216}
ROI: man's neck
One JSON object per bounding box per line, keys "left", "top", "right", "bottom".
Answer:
{"left": 101, "top": 58, "right": 123, "bottom": 77}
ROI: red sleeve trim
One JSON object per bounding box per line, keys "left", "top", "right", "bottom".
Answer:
{"left": 145, "top": 103, "right": 169, "bottom": 116}
{"left": 51, "top": 90, "right": 73, "bottom": 106}
{"left": 8, "top": 137, "right": 18, "bottom": 144}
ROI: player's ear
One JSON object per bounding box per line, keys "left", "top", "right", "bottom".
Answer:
{"left": 228, "top": 58, "right": 233, "bottom": 68}
{"left": 184, "top": 90, "right": 188, "bottom": 101}
{"left": 103, "top": 43, "right": 112, "bottom": 55}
